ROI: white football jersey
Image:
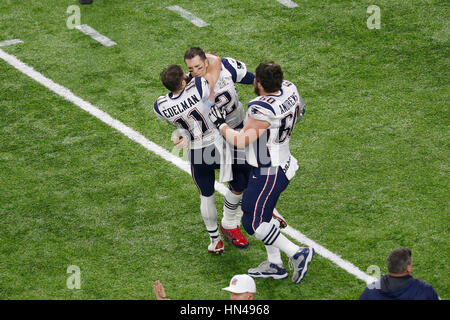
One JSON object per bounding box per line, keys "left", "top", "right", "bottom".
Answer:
{"left": 154, "top": 77, "right": 221, "bottom": 149}
{"left": 246, "top": 80, "right": 306, "bottom": 178}
{"left": 214, "top": 57, "right": 249, "bottom": 129}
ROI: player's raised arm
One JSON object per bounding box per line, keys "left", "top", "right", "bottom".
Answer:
{"left": 205, "top": 53, "right": 222, "bottom": 104}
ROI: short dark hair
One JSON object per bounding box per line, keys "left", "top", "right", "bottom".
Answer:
{"left": 184, "top": 47, "right": 207, "bottom": 61}
{"left": 255, "top": 62, "right": 283, "bottom": 93}
{"left": 160, "top": 65, "right": 185, "bottom": 92}
{"left": 388, "top": 247, "right": 412, "bottom": 274}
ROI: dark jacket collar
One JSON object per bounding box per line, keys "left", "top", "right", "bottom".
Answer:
{"left": 380, "top": 274, "right": 414, "bottom": 293}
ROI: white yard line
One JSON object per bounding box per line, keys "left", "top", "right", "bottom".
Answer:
{"left": 0, "top": 39, "right": 24, "bottom": 47}
{"left": 276, "top": 0, "right": 299, "bottom": 8}
{"left": 0, "top": 48, "right": 377, "bottom": 286}
{"left": 166, "top": 5, "right": 210, "bottom": 28}
{"left": 75, "top": 24, "right": 117, "bottom": 47}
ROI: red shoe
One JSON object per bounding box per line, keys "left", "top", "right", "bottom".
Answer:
{"left": 220, "top": 224, "right": 249, "bottom": 249}
{"left": 208, "top": 237, "right": 224, "bottom": 254}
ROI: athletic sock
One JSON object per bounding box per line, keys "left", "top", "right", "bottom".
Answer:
{"left": 265, "top": 245, "right": 283, "bottom": 266}
{"left": 200, "top": 195, "right": 219, "bottom": 238}
{"left": 221, "top": 190, "right": 243, "bottom": 229}
{"left": 234, "top": 200, "right": 244, "bottom": 227}
{"left": 208, "top": 227, "right": 220, "bottom": 241}
{"left": 270, "top": 233, "right": 300, "bottom": 258}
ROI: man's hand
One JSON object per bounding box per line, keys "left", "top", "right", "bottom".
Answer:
{"left": 205, "top": 53, "right": 222, "bottom": 102}
{"left": 172, "top": 136, "right": 188, "bottom": 149}
{"left": 153, "top": 280, "right": 169, "bottom": 300}
{"left": 208, "top": 105, "right": 227, "bottom": 131}
{"left": 171, "top": 129, "right": 190, "bottom": 149}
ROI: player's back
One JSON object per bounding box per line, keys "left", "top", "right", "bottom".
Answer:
{"left": 154, "top": 77, "right": 220, "bottom": 149}
{"left": 246, "top": 80, "right": 305, "bottom": 169}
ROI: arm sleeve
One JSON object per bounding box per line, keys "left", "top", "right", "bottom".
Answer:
{"left": 427, "top": 285, "right": 440, "bottom": 300}
{"left": 222, "top": 57, "right": 253, "bottom": 84}
{"left": 247, "top": 101, "right": 275, "bottom": 123}
{"left": 239, "top": 71, "right": 255, "bottom": 84}
{"left": 153, "top": 99, "right": 166, "bottom": 121}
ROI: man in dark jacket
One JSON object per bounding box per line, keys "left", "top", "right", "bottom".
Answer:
{"left": 360, "top": 247, "right": 440, "bottom": 300}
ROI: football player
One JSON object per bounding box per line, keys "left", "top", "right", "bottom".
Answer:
{"left": 182, "top": 47, "right": 255, "bottom": 249}
{"left": 208, "top": 62, "right": 315, "bottom": 283}
{"left": 154, "top": 65, "right": 249, "bottom": 254}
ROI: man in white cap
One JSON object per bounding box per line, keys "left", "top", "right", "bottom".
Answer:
{"left": 222, "top": 274, "right": 256, "bottom": 300}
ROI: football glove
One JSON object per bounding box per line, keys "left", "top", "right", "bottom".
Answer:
{"left": 208, "top": 105, "right": 227, "bottom": 130}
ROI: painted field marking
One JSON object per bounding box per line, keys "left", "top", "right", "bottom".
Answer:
{"left": 281, "top": 224, "right": 376, "bottom": 284}
{"left": 0, "top": 48, "right": 377, "bottom": 286}
{"left": 75, "top": 24, "right": 117, "bottom": 47}
{"left": 167, "top": 5, "right": 210, "bottom": 28}
{"left": 0, "top": 39, "right": 24, "bottom": 47}
{"left": 276, "top": 0, "right": 299, "bottom": 8}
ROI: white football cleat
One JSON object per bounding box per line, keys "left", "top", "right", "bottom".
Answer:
{"left": 208, "top": 237, "right": 224, "bottom": 254}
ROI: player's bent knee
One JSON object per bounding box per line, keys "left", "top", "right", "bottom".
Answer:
{"left": 241, "top": 197, "right": 254, "bottom": 216}
{"left": 254, "top": 221, "right": 280, "bottom": 245}
{"left": 254, "top": 222, "right": 272, "bottom": 241}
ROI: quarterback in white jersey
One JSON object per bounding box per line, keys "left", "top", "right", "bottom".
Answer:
{"left": 154, "top": 64, "right": 250, "bottom": 254}
{"left": 184, "top": 47, "right": 255, "bottom": 129}
{"left": 184, "top": 47, "right": 255, "bottom": 250}
{"left": 209, "top": 62, "right": 315, "bottom": 284}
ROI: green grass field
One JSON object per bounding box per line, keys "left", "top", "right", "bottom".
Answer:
{"left": 0, "top": 0, "right": 448, "bottom": 300}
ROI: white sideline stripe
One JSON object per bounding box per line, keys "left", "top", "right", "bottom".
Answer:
{"left": 280, "top": 221, "right": 377, "bottom": 284}
{"left": 75, "top": 24, "right": 117, "bottom": 47}
{"left": 276, "top": 0, "right": 299, "bottom": 8}
{"left": 0, "top": 48, "right": 377, "bottom": 286}
{"left": 0, "top": 39, "right": 24, "bottom": 47}
{"left": 167, "top": 5, "right": 210, "bottom": 28}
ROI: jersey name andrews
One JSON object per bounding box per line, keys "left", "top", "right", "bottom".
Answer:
{"left": 246, "top": 80, "right": 304, "bottom": 179}
{"left": 279, "top": 92, "right": 299, "bottom": 114}
{"left": 160, "top": 94, "right": 200, "bottom": 118}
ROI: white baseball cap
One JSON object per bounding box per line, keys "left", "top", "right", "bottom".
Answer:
{"left": 222, "top": 274, "right": 256, "bottom": 294}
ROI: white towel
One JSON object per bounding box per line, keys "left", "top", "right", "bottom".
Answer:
{"left": 281, "top": 155, "right": 299, "bottom": 181}
{"left": 215, "top": 137, "right": 233, "bottom": 183}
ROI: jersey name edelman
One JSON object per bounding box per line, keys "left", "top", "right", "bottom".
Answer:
{"left": 161, "top": 94, "right": 200, "bottom": 118}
